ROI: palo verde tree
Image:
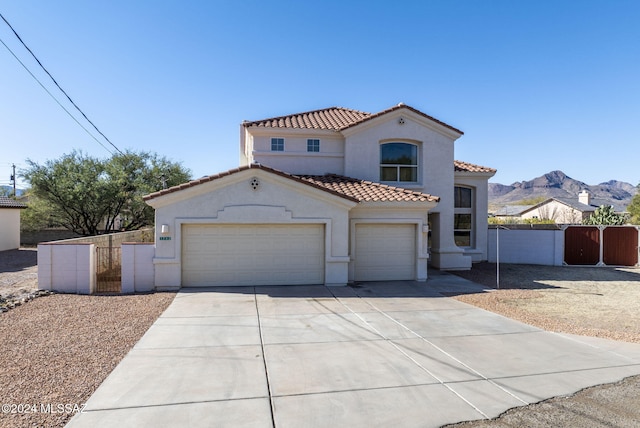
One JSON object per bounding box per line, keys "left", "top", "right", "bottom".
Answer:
{"left": 23, "top": 150, "right": 191, "bottom": 236}
{"left": 582, "top": 205, "right": 628, "bottom": 226}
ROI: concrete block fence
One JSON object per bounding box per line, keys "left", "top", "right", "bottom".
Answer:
{"left": 38, "top": 243, "right": 96, "bottom": 294}
{"left": 487, "top": 227, "right": 564, "bottom": 266}
{"left": 38, "top": 229, "right": 155, "bottom": 294}
{"left": 121, "top": 243, "right": 155, "bottom": 293}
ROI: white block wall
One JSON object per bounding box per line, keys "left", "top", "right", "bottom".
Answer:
{"left": 487, "top": 229, "right": 564, "bottom": 266}
{"left": 38, "top": 243, "right": 96, "bottom": 294}
{"left": 121, "top": 243, "right": 155, "bottom": 293}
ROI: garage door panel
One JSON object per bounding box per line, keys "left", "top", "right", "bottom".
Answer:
{"left": 182, "top": 224, "right": 324, "bottom": 286}
{"left": 355, "top": 224, "right": 415, "bottom": 282}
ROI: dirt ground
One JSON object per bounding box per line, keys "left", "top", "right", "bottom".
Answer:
{"left": 0, "top": 248, "right": 38, "bottom": 307}
{"left": 450, "top": 262, "right": 640, "bottom": 344}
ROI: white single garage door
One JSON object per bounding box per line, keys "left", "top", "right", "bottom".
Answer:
{"left": 182, "top": 224, "right": 325, "bottom": 286}
{"left": 354, "top": 223, "right": 416, "bottom": 281}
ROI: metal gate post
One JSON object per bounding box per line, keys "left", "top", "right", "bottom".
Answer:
{"left": 597, "top": 226, "right": 605, "bottom": 266}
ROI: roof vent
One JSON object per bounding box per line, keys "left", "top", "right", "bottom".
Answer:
{"left": 250, "top": 177, "right": 260, "bottom": 191}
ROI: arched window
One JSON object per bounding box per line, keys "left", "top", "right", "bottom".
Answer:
{"left": 380, "top": 142, "right": 418, "bottom": 182}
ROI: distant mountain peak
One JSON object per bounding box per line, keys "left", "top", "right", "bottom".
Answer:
{"left": 489, "top": 170, "right": 637, "bottom": 211}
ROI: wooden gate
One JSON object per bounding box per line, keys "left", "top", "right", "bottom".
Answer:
{"left": 565, "top": 226, "right": 639, "bottom": 266}
{"left": 96, "top": 246, "right": 121, "bottom": 293}
{"left": 603, "top": 226, "right": 639, "bottom": 266}
{"left": 564, "top": 226, "right": 600, "bottom": 265}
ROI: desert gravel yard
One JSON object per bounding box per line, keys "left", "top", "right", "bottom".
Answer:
{"left": 1, "top": 249, "right": 640, "bottom": 428}
{"left": 0, "top": 249, "right": 175, "bottom": 428}
{"left": 450, "top": 263, "right": 640, "bottom": 344}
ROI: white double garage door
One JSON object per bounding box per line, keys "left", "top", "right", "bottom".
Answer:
{"left": 182, "top": 223, "right": 416, "bottom": 286}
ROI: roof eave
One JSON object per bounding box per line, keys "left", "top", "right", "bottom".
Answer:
{"left": 357, "top": 199, "right": 439, "bottom": 209}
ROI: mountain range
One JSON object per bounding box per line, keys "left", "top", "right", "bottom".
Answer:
{"left": 0, "top": 185, "right": 24, "bottom": 197}
{"left": 489, "top": 170, "right": 638, "bottom": 211}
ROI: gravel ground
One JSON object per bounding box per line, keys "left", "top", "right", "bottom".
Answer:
{"left": 0, "top": 249, "right": 175, "bottom": 428}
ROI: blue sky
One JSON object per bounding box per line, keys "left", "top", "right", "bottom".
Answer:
{"left": 1, "top": 0, "right": 639, "bottom": 191}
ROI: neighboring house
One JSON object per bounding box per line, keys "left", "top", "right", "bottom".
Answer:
{"left": 144, "top": 103, "right": 496, "bottom": 288}
{"left": 519, "top": 191, "right": 622, "bottom": 224}
{"left": 0, "top": 196, "right": 27, "bottom": 251}
{"left": 493, "top": 205, "right": 535, "bottom": 220}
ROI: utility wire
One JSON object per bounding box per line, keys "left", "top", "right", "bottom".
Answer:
{"left": 0, "top": 36, "right": 114, "bottom": 155}
{"left": 0, "top": 12, "right": 123, "bottom": 155}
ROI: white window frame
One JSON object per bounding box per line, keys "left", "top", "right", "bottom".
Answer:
{"left": 380, "top": 142, "right": 419, "bottom": 183}
{"left": 307, "top": 139, "right": 320, "bottom": 152}
{"left": 271, "top": 138, "right": 284, "bottom": 151}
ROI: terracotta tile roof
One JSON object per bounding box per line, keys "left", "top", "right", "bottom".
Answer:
{"left": 144, "top": 164, "right": 359, "bottom": 202}
{"left": 0, "top": 196, "right": 27, "bottom": 209}
{"left": 242, "top": 107, "right": 370, "bottom": 131}
{"left": 454, "top": 160, "right": 496, "bottom": 174}
{"left": 299, "top": 174, "right": 439, "bottom": 203}
{"left": 242, "top": 103, "right": 463, "bottom": 135}
{"left": 143, "top": 164, "right": 438, "bottom": 204}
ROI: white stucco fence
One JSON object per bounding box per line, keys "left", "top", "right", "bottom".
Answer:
{"left": 121, "top": 243, "right": 155, "bottom": 293}
{"left": 38, "top": 242, "right": 156, "bottom": 294}
{"left": 487, "top": 228, "right": 564, "bottom": 266}
{"left": 38, "top": 243, "right": 96, "bottom": 294}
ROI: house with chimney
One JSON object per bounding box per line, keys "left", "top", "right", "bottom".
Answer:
{"left": 516, "top": 191, "right": 624, "bottom": 224}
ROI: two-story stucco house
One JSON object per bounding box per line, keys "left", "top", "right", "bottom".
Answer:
{"left": 144, "top": 103, "right": 496, "bottom": 288}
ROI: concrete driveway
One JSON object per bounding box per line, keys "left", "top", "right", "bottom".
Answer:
{"left": 66, "top": 272, "right": 640, "bottom": 428}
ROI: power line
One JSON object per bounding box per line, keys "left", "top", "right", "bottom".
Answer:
{"left": 0, "top": 37, "right": 115, "bottom": 155}
{"left": 0, "top": 12, "right": 123, "bottom": 155}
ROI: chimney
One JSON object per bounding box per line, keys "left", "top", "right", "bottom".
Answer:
{"left": 579, "top": 190, "right": 591, "bottom": 206}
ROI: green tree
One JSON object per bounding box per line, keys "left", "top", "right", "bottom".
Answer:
{"left": 582, "top": 205, "right": 628, "bottom": 225}
{"left": 19, "top": 191, "right": 59, "bottom": 232}
{"left": 627, "top": 185, "right": 640, "bottom": 224}
{"left": 23, "top": 150, "right": 191, "bottom": 236}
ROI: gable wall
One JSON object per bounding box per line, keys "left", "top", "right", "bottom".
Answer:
{"left": 522, "top": 200, "right": 584, "bottom": 223}
{"left": 342, "top": 113, "right": 456, "bottom": 195}
{"left": 150, "top": 170, "right": 355, "bottom": 288}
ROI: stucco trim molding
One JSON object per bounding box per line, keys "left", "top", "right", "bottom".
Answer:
{"left": 216, "top": 205, "right": 293, "bottom": 222}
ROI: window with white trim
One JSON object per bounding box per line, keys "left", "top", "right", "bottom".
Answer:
{"left": 307, "top": 139, "right": 320, "bottom": 152}
{"left": 271, "top": 138, "right": 284, "bottom": 151}
{"left": 454, "top": 186, "right": 473, "bottom": 247}
{"left": 380, "top": 142, "right": 418, "bottom": 182}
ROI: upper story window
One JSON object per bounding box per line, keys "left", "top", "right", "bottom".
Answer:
{"left": 307, "top": 139, "right": 320, "bottom": 152}
{"left": 380, "top": 142, "right": 418, "bottom": 182}
{"left": 454, "top": 186, "right": 472, "bottom": 209}
{"left": 271, "top": 138, "right": 284, "bottom": 151}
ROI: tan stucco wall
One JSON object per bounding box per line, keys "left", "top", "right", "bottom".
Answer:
{"left": 242, "top": 107, "right": 494, "bottom": 269}
{"left": 148, "top": 168, "right": 356, "bottom": 288}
